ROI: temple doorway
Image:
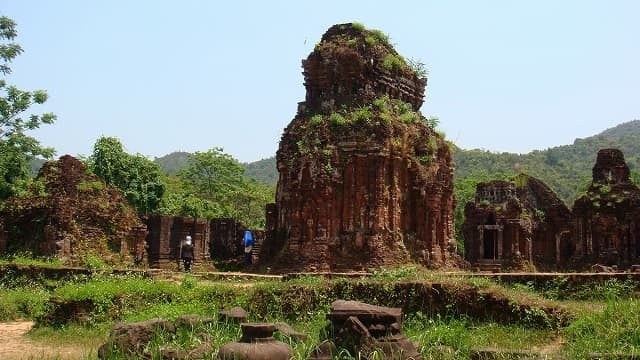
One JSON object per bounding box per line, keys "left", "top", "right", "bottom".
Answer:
{"left": 483, "top": 214, "right": 498, "bottom": 260}
{"left": 483, "top": 229, "right": 497, "bottom": 259}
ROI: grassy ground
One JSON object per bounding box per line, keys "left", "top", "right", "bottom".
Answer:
{"left": 1, "top": 261, "right": 639, "bottom": 359}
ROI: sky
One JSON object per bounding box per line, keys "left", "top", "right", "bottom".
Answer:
{"left": 2, "top": 1, "right": 639, "bottom": 163}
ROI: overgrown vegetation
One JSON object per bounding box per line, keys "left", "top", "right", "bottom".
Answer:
{"left": 157, "top": 147, "right": 274, "bottom": 228}
{"left": 1, "top": 265, "right": 638, "bottom": 359}
{"left": 88, "top": 136, "right": 166, "bottom": 215}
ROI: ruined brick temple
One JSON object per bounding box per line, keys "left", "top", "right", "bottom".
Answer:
{"left": 145, "top": 216, "right": 262, "bottom": 269}
{"left": 0, "top": 155, "right": 147, "bottom": 265}
{"left": 264, "top": 23, "right": 458, "bottom": 272}
{"left": 572, "top": 149, "right": 640, "bottom": 269}
{"left": 463, "top": 174, "right": 573, "bottom": 270}
{"left": 0, "top": 156, "right": 263, "bottom": 270}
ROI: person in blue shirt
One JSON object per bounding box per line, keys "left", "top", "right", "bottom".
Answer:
{"left": 243, "top": 230, "right": 254, "bottom": 266}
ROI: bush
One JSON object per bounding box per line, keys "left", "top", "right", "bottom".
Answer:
{"left": 370, "top": 29, "right": 389, "bottom": 44}
{"left": 351, "top": 22, "right": 365, "bottom": 31}
{"left": 382, "top": 54, "right": 405, "bottom": 71}
{"left": 310, "top": 114, "right": 324, "bottom": 127}
{"left": 351, "top": 106, "right": 373, "bottom": 123}
{"left": 329, "top": 113, "right": 348, "bottom": 126}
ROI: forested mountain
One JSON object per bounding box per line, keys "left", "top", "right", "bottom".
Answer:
{"left": 153, "top": 152, "right": 193, "bottom": 174}
{"left": 146, "top": 120, "right": 640, "bottom": 204}
{"left": 244, "top": 157, "right": 278, "bottom": 186}
{"left": 153, "top": 151, "right": 279, "bottom": 186}
{"left": 454, "top": 120, "right": 640, "bottom": 204}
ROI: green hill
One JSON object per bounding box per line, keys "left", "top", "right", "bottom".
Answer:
{"left": 153, "top": 151, "right": 279, "bottom": 186}
{"left": 153, "top": 152, "right": 193, "bottom": 174}
{"left": 454, "top": 119, "right": 640, "bottom": 204}
{"left": 243, "top": 157, "right": 278, "bottom": 186}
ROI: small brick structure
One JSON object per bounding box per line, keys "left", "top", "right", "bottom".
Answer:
{"left": 572, "top": 149, "right": 640, "bottom": 269}
{"left": 463, "top": 174, "right": 573, "bottom": 271}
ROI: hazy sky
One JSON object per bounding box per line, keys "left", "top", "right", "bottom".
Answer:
{"left": 2, "top": 1, "right": 639, "bottom": 162}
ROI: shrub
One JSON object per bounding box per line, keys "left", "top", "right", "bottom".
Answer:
{"left": 398, "top": 111, "right": 420, "bottom": 123}
{"left": 370, "top": 29, "right": 389, "bottom": 44}
{"left": 329, "top": 113, "right": 348, "bottom": 126}
{"left": 0, "top": 288, "right": 50, "bottom": 321}
{"left": 310, "top": 114, "right": 324, "bottom": 127}
{"left": 82, "top": 255, "right": 112, "bottom": 270}
{"left": 373, "top": 97, "right": 387, "bottom": 110}
{"left": 352, "top": 22, "right": 365, "bottom": 31}
{"left": 351, "top": 105, "right": 373, "bottom": 123}
{"left": 563, "top": 299, "right": 640, "bottom": 357}
{"left": 407, "top": 58, "right": 428, "bottom": 79}
{"left": 382, "top": 54, "right": 405, "bottom": 71}
{"left": 76, "top": 180, "right": 104, "bottom": 192}
{"left": 424, "top": 116, "right": 440, "bottom": 129}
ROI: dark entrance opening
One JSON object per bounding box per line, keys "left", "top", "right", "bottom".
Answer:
{"left": 483, "top": 214, "right": 497, "bottom": 260}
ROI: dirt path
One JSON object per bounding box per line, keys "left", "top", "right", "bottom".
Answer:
{"left": 0, "top": 321, "right": 88, "bottom": 360}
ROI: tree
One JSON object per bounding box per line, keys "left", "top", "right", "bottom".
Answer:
{"left": 89, "top": 136, "right": 166, "bottom": 215}
{"left": 174, "top": 148, "right": 274, "bottom": 227}
{"left": 0, "top": 16, "right": 55, "bottom": 199}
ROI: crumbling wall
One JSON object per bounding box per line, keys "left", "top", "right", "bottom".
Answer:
{"left": 572, "top": 149, "right": 640, "bottom": 269}
{"left": 0, "top": 155, "right": 146, "bottom": 266}
{"left": 302, "top": 24, "right": 426, "bottom": 113}
{"left": 463, "top": 174, "right": 573, "bottom": 270}
{"left": 266, "top": 23, "right": 457, "bottom": 272}
{"left": 145, "top": 216, "right": 210, "bottom": 269}
{"left": 145, "top": 216, "right": 268, "bottom": 268}
{"left": 210, "top": 218, "right": 243, "bottom": 259}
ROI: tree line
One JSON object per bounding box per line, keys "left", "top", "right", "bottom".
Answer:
{"left": 2, "top": 15, "right": 638, "bottom": 235}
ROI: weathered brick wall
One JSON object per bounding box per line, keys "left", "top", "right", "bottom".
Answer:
{"left": 463, "top": 175, "right": 573, "bottom": 270}
{"left": 265, "top": 23, "right": 458, "bottom": 273}
{"left": 210, "top": 218, "right": 243, "bottom": 259}
{"left": 572, "top": 149, "right": 640, "bottom": 269}
{"left": 146, "top": 216, "right": 268, "bottom": 268}
{"left": 145, "top": 216, "right": 210, "bottom": 268}
{"left": 302, "top": 23, "right": 426, "bottom": 113}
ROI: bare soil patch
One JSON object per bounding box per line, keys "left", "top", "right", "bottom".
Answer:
{"left": 0, "top": 321, "right": 89, "bottom": 360}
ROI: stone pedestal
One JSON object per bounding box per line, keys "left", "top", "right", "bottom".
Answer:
{"left": 217, "top": 323, "right": 292, "bottom": 360}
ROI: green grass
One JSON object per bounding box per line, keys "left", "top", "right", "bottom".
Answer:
{"left": 0, "top": 254, "right": 64, "bottom": 267}
{"left": 0, "top": 287, "right": 51, "bottom": 321}
{"left": 2, "top": 266, "right": 640, "bottom": 359}
{"left": 562, "top": 299, "right": 640, "bottom": 358}
{"left": 29, "top": 322, "right": 109, "bottom": 348}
